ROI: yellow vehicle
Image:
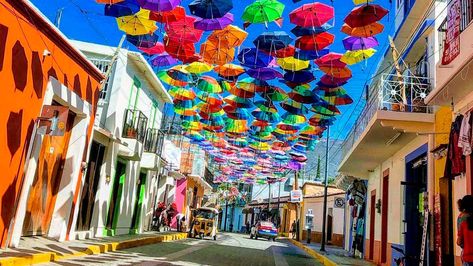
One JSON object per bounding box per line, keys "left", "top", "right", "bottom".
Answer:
{"left": 190, "top": 207, "right": 219, "bottom": 240}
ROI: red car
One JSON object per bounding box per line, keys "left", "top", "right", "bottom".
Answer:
{"left": 250, "top": 221, "right": 278, "bottom": 241}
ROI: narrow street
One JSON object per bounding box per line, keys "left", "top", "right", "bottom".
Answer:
{"left": 40, "top": 233, "right": 322, "bottom": 266}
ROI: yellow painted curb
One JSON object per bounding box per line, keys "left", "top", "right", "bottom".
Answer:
{"left": 288, "top": 239, "right": 339, "bottom": 266}
{"left": 0, "top": 232, "right": 188, "bottom": 266}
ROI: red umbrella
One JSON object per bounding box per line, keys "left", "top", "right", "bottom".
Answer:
{"left": 180, "top": 53, "right": 202, "bottom": 63}
{"left": 165, "top": 16, "right": 203, "bottom": 42}
{"left": 344, "top": 4, "right": 389, "bottom": 28}
{"left": 319, "top": 66, "right": 352, "bottom": 79}
{"left": 295, "top": 32, "right": 334, "bottom": 51}
{"left": 315, "top": 53, "right": 346, "bottom": 68}
{"left": 138, "top": 42, "right": 165, "bottom": 55}
{"left": 149, "top": 6, "right": 186, "bottom": 23}
{"left": 164, "top": 37, "right": 196, "bottom": 59}
{"left": 289, "top": 3, "right": 334, "bottom": 27}
{"left": 264, "top": 45, "right": 295, "bottom": 58}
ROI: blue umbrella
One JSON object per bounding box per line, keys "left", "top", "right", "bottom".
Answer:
{"left": 294, "top": 49, "right": 329, "bottom": 60}
{"left": 188, "top": 0, "right": 233, "bottom": 19}
{"left": 247, "top": 67, "right": 283, "bottom": 80}
{"left": 253, "top": 31, "right": 293, "bottom": 52}
{"left": 290, "top": 24, "right": 332, "bottom": 36}
{"left": 104, "top": 0, "right": 140, "bottom": 17}
{"left": 283, "top": 70, "right": 315, "bottom": 83}
{"left": 237, "top": 48, "right": 274, "bottom": 69}
{"left": 126, "top": 34, "right": 159, "bottom": 48}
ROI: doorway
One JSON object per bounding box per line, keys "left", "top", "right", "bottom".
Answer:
{"left": 381, "top": 170, "right": 389, "bottom": 263}
{"left": 404, "top": 153, "right": 427, "bottom": 266}
{"left": 130, "top": 171, "right": 147, "bottom": 232}
{"left": 105, "top": 160, "right": 126, "bottom": 235}
{"left": 22, "top": 110, "right": 75, "bottom": 236}
{"left": 327, "top": 208, "right": 333, "bottom": 243}
{"left": 76, "top": 141, "right": 106, "bottom": 231}
{"left": 369, "top": 190, "right": 376, "bottom": 261}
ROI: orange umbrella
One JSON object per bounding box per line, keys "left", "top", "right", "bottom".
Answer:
{"left": 341, "top": 22, "right": 384, "bottom": 38}
{"left": 207, "top": 25, "right": 248, "bottom": 48}
{"left": 200, "top": 42, "right": 235, "bottom": 65}
{"left": 214, "top": 64, "right": 246, "bottom": 78}
{"left": 319, "top": 66, "right": 352, "bottom": 79}
{"left": 96, "top": 0, "right": 124, "bottom": 3}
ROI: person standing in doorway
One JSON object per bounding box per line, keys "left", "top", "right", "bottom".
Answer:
{"left": 457, "top": 195, "right": 473, "bottom": 266}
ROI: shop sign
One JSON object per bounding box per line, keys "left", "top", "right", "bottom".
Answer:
{"left": 37, "top": 105, "right": 69, "bottom": 136}
{"left": 334, "top": 197, "right": 345, "bottom": 208}
{"left": 442, "top": 0, "right": 461, "bottom": 65}
{"left": 290, "top": 190, "right": 302, "bottom": 203}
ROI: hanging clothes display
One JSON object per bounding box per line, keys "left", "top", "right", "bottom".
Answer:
{"left": 445, "top": 115, "right": 466, "bottom": 179}
{"left": 458, "top": 111, "right": 472, "bottom": 156}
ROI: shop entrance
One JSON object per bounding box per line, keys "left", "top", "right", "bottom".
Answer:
{"left": 76, "top": 141, "right": 105, "bottom": 231}
{"left": 22, "top": 109, "right": 75, "bottom": 236}
{"left": 105, "top": 160, "right": 126, "bottom": 235}
{"left": 404, "top": 152, "right": 427, "bottom": 266}
{"left": 130, "top": 171, "right": 147, "bottom": 232}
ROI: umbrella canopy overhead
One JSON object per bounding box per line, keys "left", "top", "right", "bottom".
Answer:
{"left": 165, "top": 15, "right": 203, "bottom": 42}
{"left": 200, "top": 41, "right": 235, "bottom": 65}
{"left": 237, "top": 48, "right": 274, "bottom": 68}
{"left": 194, "top": 13, "right": 234, "bottom": 30}
{"left": 295, "top": 32, "right": 334, "bottom": 51}
{"left": 341, "top": 22, "right": 384, "bottom": 37}
{"left": 149, "top": 6, "right": 186, "bottom": 23}
{"left": 253, "top": 31, "right": 293, "bottom": 52}
{"left": 289, "top": 2, "right": 334, "bottom": 27}
{"left": 104, "top": 0, "right": 140, "bottom": 17}
{"left": 207, "top": 25, "right": 248, "bottom": 47}
{"left": 242, "top": 0, "right": 284, "bottom": 25}
{"left": 137, "top": 0, "right": 181, "bottom": 12}
{"left": 344, "top": 4, "right": 389, "bottom": 28}
{"left": 343, "top": 36, "right": 379, "bottom": 51}
{"left": 117, "top": 9, "right": 157, "bottom": 35}
{"left": 188, "top": 0, "right": 233, "bottom": 19}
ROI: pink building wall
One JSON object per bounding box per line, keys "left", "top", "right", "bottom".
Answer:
{"left": 171, "top": 178, "right": 187, "bottom": 228}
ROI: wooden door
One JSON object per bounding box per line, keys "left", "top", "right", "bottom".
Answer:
{"left": 106, "top": 160, "right": 126, "bottom": 230}
{"left": 130, "top": 172, "right": 147, "bottom": 230}
{"left": 369, "top": 190, "right": 376, "bottom": 260}
{"left": 381, "top": 171, "right": 389, "bottom": 263}
{"left": 22, "top": 112, "right": 75, "bottom": 236}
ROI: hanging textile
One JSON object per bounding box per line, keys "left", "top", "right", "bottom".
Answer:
{"left": 458, "top": 111, "right": 471, "bottom": 156}
{"left": 445, "top": 115, "right": 466, "bottom": 179}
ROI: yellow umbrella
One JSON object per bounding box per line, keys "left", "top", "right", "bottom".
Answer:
{"left": 185, "top": 62, "right": 213, "bottom": 74}
{"left": 340, "top": 48, "right": 376, "bottom": 65}
{"left": 116, "top": 9, "right": 157, "bottom": 36}
{"left": 277, "top": 57, "right": 310, "bottom": 71}
{"left": 352, "top": 0, "right": 374, "bottom": 4}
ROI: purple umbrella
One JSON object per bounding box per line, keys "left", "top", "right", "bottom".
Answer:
{"left": 126, "top": 34, "right": 159, "bottom": 48}
{"left": 247, "top": 67, "right": 283, "bottom": 80}
{"left": 194, "top": 13, "right": 233, "bottom": 31}
{"left": 150, "top": 54, "right": 178, "bottom": 68}
{"left": 136, "top": 0, "right": 180, "bottom": 12}
{"left": 283, "top": 70, "right": 315, "bottom": 84}
{"left": 343, "top": 36, "right": 379, "bottom": 51}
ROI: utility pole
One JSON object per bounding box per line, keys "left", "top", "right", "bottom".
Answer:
{"left": 277, "top": 179, "right": 281, "bottom": 227}
{"left": 321, "top": 126, "right": 330, "bottom": 252}
{"left": 294, "top": 170, "right": 300, "bottom": 241}
{"left": 100, "top": 34, "right": 126, "bottom": 91}
{"left": 224, "top": 183, "right": 229, "bottom": 231}
{"left": 268, "top": 182, "right": 271, "bottom": 211}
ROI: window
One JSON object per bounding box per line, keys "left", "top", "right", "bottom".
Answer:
{"left": 90, "top": 58, "right": 114, "bottom": 101}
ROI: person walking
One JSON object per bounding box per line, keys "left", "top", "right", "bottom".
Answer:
{"left": 291, "top": 220, "right": 297, "bottom": 239}
{"left": 457, "top": 195, "right": 473, "bottom": 266}
{"left": 246, "top": 221, "right": 250, "bottom": 234}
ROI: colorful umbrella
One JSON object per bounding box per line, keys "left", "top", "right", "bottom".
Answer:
{"left": 270, "top": 45, "right": 296, "bottom": 58}
{"left": 282, "top": 113, "right": 306, "bottom": 125}
{"left": 237, "top": 48, "right": 274, "bottom": 68}
{"left": 252, "top": 109, "right": 281, "bottom": 123}
{"left": 224, "top": 95, "right": 254, "bottom": 108}
{"left": 194, "top": 13, "right": 234, "bottom": 31}
{"left": 294, "top": 49, "right": 329, "bottom": 60}
{"left": 196, "top": 91, "right": 223, "bottom": 105}
{"left": 157, "top": 70, "right": 188, "bottom": 86}
{"left": 117, "top": 9, "right": 157, "bottom": 36}
{"left": 295, "top": 32, "right": 334, "bottom": 51}
{"left": 323, "top": 87, "right": 354, "bottom": 105}
{"left": 289, "top": 2, "right": 334, "bottom": 27}
{"left": 136, "top": 0, "right": 181, "bottom": 12}
{"left": 167, "top": 65, "right": 193, "bottom": 82}
{"left": 283, "top": 70, "right": 315, "bottom": 84}
{"left": 317, "top": 75, "right": 350, "bottom": 88}
{"left": 126, "top": 33, "right": 159, "bottom": 48}
{"left": 344, "top": 4, "right": 389, "bottom": 28}
{"left": 200, "top": 42, "right": 235, "bottom": 65}
{"left": 341, "top": 48, "right": 376, "bottom": 65}
{"left": 315, "top": 53, "right": 346, "bottom": 68}
{"left": 254, "top": 100, "right": 277, "bottom": 113}
{"left": 165, "top": 16, "right": 203, "bottom": 42}
{"left": 104, "top": 0, "right": 140, "bottom": 17}
{"left": 138, "top": 42, "right": 165, "bottom": 54}
{"left": 288, "top": 86, "right": 320, "bottom": 104}
{"left": 253, "top": 31, "right": 293, "bottom": 52}
{"left": 148, "top": 6, "right": 185, "bottom": 23}
{"left": 169, "top": 86, "right": 196, "bottom": 100}
{"left": 311, "top": 101, "right": 341, "bottom": 116}
{"left": 188, "top": 0, "right": 233, "bottom": 19}
{"left": 224, "top": 105, "right": 252, "bottom": 120}
{"left": 259, "top": 86, "right": 287, "bottom": 101}
{"left": 214, "top": 64, "right": 245, "bottom": 79}
{"left": 97, "top": 0, "right": 125, "bottom": 4}
{"left": 277, "top": 57, "right": 310, "bottom": 71}
{"left": 242, "top": 0, "right": 285, "bottom": 24}
{"left": 290, "top": 23, "right": 332, "bottom": 36}
{"left": 280, "top": 100, "right": 309, "bottom": 115}
{"left": 319, "top": 66, "right": 352, "bottom": 78}
{"left": 196, "top": 102, "right": 222, "bottom": 113}
{"left": 227, "top": 85, "right": 255, "bottom": 98}
{"left": 341, "top": 22, "right": 384, "bottom": 38}
{"left": 163, "top": 37, "right": 196, "bottom": 59}
{"left": 150, "top": 54, "right": 178, "bottom": 67}
{"left": 237, "top": 78, "right": 270, "bottom": 93}
{"left": 343, "top": 36, "right": 379, "bottom": 51}
{"left": 185, "top": 61, "right": 213, "bottom": 74}
{"left": 247, "top": 67, "right": 283, "bottom": 80}
{"left": 196, "top": 75, "right": 222, "bottom": 93}
{"left": 207, "top": 25, "right": 248, "bottom": 47}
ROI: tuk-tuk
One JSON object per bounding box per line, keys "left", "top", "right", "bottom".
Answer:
{"left": 190, "top": 207, "right": 218, "bottom": 240}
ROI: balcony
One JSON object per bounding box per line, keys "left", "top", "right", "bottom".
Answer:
{"left": 118, "top": 109, "right": 148, "bottom": 160}
{"left": 428, "top": 0, "right": 473, "bottom": 105}
{"left": 141, "top": 129, "right": 163, "bottom": 170}
{"left": 338, "top": 74, "right": 435, "bottom": 178}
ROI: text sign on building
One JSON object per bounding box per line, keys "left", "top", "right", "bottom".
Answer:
{"left": 442, "top": 0, "right": 461, "bottom": 65}
{"left": 290, "top": 190, "right": 303, "bottom": 203}
{"left": 334, "top": 197, "right": 345, "bottom": 208}
{"left": 37, "top": 105, "right": 69, "bottom": 136}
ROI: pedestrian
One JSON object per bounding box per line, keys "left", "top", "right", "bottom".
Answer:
{"left": 459, "top": 198, "right": 467, "bottom": 228}
{"left": 246, "top": 221, "right": 250, "bottom": 234}
{"left": 291, "top": 220, "right": 297, "bottom": 239}
{"left": 457, "top": 195, "right": 473, "bottom": 265}
{"left": 176, "top": 213, "right": 184, "bottom": 232}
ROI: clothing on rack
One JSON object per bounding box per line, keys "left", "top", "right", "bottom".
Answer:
{"left": 445, "top": 115, "right": 466, "bottom": 179}
{"left": 459, "top": 112, "right": 472, "bottom": 155}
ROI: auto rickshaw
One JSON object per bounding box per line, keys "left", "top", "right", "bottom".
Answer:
{"left": 190, "top": 207, "right": 218, "bottom": 240}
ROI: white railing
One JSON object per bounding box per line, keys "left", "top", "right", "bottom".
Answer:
{"left": 341, "top": 74, "right": 432, "bottom": 159}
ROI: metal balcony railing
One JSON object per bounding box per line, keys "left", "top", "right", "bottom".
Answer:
{"left": 144, "top": 128, "right": 160, "bottom": 153}
{"left": 341, "top": 74, "right": 432, "bottom": 159}
{"left": 123, "top": 109, "right": 148, "bottom": 143}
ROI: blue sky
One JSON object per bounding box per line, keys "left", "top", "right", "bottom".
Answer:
{"left": 30, "top": 0, "right": 395, "bottom": 140}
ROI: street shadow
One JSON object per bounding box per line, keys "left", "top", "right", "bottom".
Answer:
{"left": 46, "top": 244, "right": 74, "bottom": 255}
{"left": 0, "top": 24, "right": 8, "bottom": 71}
{"left": 11, "top": 41, "right": 27, "bottom": 92}
{"left": 31, "top": 51, "right": 44, "bottom": 99}
{"left": 55, "top": 261, "right": 83, "bottom": 266}
{"left": 86, "top": 77, "right": 93, "bottom": 103}
{"left": 73, "top": 74, "right": 82, "bottom": 98}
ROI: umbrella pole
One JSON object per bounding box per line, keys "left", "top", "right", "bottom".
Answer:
{"left": 320, "top": 125, "right": 330, "bottom": 252}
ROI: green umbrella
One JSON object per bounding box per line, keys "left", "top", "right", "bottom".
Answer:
{"left": 242, "top": 0, "right": 285, "bottom": 24}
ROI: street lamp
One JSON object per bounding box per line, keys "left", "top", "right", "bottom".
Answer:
{"left": 320, "top": 125, "right": 330, "bottom": 252}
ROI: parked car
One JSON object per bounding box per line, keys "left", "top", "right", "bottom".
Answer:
{"left": 250, "top": 221, "right": 278, "bottom": 241}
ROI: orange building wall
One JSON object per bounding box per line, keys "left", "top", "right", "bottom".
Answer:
{"left": 0, "top": 0, "right": 102, "bottom": 247}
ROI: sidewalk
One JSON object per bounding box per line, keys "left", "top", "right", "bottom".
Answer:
{"left": 0, "top": 230, "right": 187, "bottom": 266}
{"left": 289, "top": 239, "right": 375, "bottom": 266}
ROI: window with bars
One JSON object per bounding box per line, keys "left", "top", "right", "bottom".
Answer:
{"left": 90, "top": 58, "right": 114, "bottom": 101}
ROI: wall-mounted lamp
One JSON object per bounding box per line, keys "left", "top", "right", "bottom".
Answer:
{"left": 376, "top": 199, "right": 382, "bottom": 214}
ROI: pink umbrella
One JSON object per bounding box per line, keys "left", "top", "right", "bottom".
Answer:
{"left": 289, "top": 3, "right": 334, "bottom": 27}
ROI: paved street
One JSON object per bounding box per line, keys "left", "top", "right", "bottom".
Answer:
{"left": 39, "top": 233, "right": 322, "bottom": 266}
